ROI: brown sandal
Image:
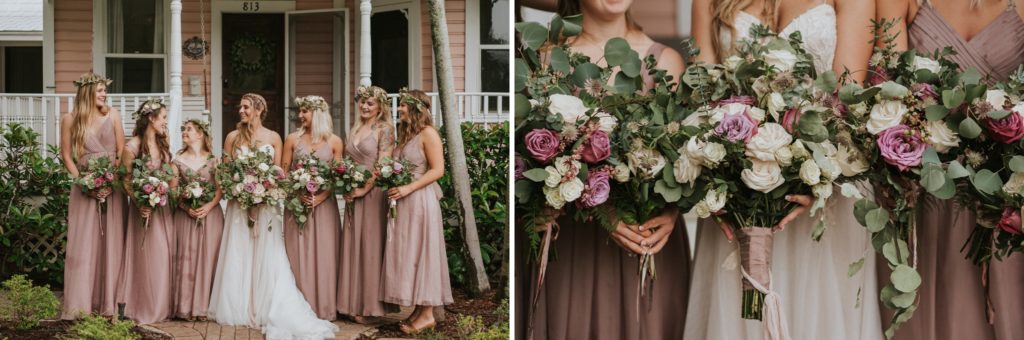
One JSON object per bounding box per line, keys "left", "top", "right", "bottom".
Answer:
{"left": 400, "top": 320, "right": 436, "bottom": 335}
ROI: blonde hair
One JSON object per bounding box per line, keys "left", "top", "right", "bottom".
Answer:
{"left": 353, "top": 85, "right": 393, "bottom": 134}
{"left": 296, "top": 96, "right": 333, "bottom": 144}
{"left": 396, "top": 89, "right": 433, "bottom": 150}
{"left": 70, "top": 74, "right": 111, "bottom": 159}
{"left": 235, "top": 93, "right": 267, "bottom": 151}
{"left": 178, "top": 119, "right": 213, "bottom": 155}
{"left": 711, "top": 0, "right": 780, "bottom": 60}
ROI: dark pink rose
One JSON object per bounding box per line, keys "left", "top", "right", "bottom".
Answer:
{"left": 94, "top": 177, "right": 104, "bottom": 187}
{"left": 912, "top": 83, "right": 938, "bottom": 100}
{"left": 335, "top": 163, "right": 348, "bottom": 174}
{"left": 781, "top": 107, "right": 801, "bottom": 134}
{"left": 157, "top": 184, "right": 167, "bottom": 194}
{"left": 263, "top": 180, "right": 273, "bottom": 189}
{"left": 715, "top": 113, "right": 758, "bottom": 142}
{"left": 877, "top": 125, "right": 926, "bottom": 171}
{"left": 999, "top": 208, "right": 1023, "bottom": 235}
{"left": 514, "top": 154, "right": 526, "bottom": 180}
{"left": 142, "top": 184, "right": 154, "bottom": 194}
{"left": 867, "top": 66, "right": 889, "bottom": 87}
{"left": 525, "top": 128, "right": 561, "bottom": 163}
{"left": 580, "top": 130, "right": 611, "bottom": 164}
{"left": 985, "top": 112, "right": 1024, "bottom": 144}
{"left": 719, "top": 96, "right": 756, "bottom": 106}
{"left": 578, "top": 170, "right": 611, "bottom": 208}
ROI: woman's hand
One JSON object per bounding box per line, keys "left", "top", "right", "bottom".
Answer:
{"left": 190, "top": 204, "right": 213, "bottom": 219}
{"left": 775, "top": 195, "right": 813, "bottom": 232}
{"left": 636, "top": 209, "right": 679, "bottom": 255}
{"left": 88, "top": 187, "right": 112, "bottom": 200}
{"left": 611, "top": 221, "right": 654, "bottom": 255}
{"left": 387, "top": 185, "right": 413, "bottom": 201}
{"left": 350, "top": 187, "right": 369, "bottom": 200}
{"left": 301, "top": 193, "right": 316, "bottom": 207}
{"left": 139, "top": 206, "right": 152, "bottom": 219}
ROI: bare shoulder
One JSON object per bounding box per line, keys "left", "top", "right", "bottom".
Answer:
{"left": 420, "top": 126, "right": 442, "bottom": 143}
{"left": 60, "top": 112, "right": 75, "bottom": 129}
{"left": 224, "top": 130, "right": 239, "bottom": 144}
{"left": 330, "top": 134, "right": 344, "bottom": 146}
{"left": 285, "top": 131, "right": 301, "bottom": 143}
{"left": 656, "top": 46, "right": 686, "bottom": 72}
{"left": 125, "top": 136, "right": 141, "bottom": 150}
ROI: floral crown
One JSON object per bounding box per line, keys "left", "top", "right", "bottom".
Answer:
{"left": 356, "top": 85, "right": 389, "bottom": 106}
{"left": 399, "top": 87, "right": 428, "bottom": 114}
{"left": 295, "top": 95, "right": 329, "bottom": 113}
{"left": 182, "top": 118, "right": 211, "bottom": 136}
{"left": 73, "top": 73, "right": 113, "bottom": 88}
{"left": 131, "top": 98, "right": 165, "bottom": 120}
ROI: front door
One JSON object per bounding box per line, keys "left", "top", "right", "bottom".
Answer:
{"left": 221, "top": 13, "right": 286, "bottom": 140}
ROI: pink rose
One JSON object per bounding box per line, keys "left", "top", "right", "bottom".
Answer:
{"left": 999, "top": 208, "right": 1023, "bottom": 235}
{"left": 867, "top": 66, "right": 889, "bottom": 87}
{"left": 263, "top": 180, "right": 273, "bottom": 189}
{"left": 336, "top": 163, "right": 348, "bottom": 174}
{"left": 310, "top": 166, "right": 318, "bottom": 173}
{"left": 277, "top": 169, "right": 287, "bottom": 180}
{"left": 94, "top": 177, "right": 104, "bottom": 187}
{"left": 394, "top": 162, "right": 404, "bottom": 174}
{"left": 524, "top": 128, "right": 561, "bottom": 163}
{"left": 160, "top": 196, "right": 168, "bottom": 207}
{"left": 718, "top": 96, "right": 755, "bottom": 106}
{"left": 580, "top": 130, "right": 611, "bottom": 164}
{"left": 104, "top": 172, "right": 114, "bottom": 181}
{"left": 877, "top": 125, "right": 926, "bottom": 171}
{"left": 912, "top": 83, "right": 938, "bottom": 100}
{"left": 578, "top": 170, "right": 611, "bottom": 208}
{"left": 781, "top": 107, "right": 801, "bottom": 134}
{"left": 514, "top": 154, "right": 526, "bottom": 180}
{"left": 715, "top": 113, "right": 758, "bottom": 142}
{"left": 984, "top": 112, "right": 1024, "bottom": 144}
{"left": 157, "top": 184, "right": 167, "bottom": 194}
{"left": 244, "top": 183, "right": 256, "bottom": 193}
{"left": 142, "top": 184, "right": 154, "bottom": 194}
{"left": 306, "top": 181, "right": 318, "bottom": 193}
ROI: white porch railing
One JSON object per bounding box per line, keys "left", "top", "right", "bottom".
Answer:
{"left": 0, "top": 93, "right": 169, "bottom": 156}
{"left": 385, "top": 92, "right": 509, "bottom": 127}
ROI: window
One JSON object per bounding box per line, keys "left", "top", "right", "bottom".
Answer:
{"left": 478, "top": 0, "right": 509, "bottom": 109}
{"left": 105, "top": 0, "right": 165, "bottom": 93}
{"left": 3, "top": 47, "right": 43, "bottom": 93}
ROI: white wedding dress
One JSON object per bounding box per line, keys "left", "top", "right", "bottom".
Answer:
{"left": 208, "top": 145, "right": 338, "bottom": 340}
{"left": 684, "top": 4, "right": 883, "bottom": 340}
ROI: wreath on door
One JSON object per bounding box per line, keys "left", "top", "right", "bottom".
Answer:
{"left": 230, "top": 34, "right": 275, "bottom": 74}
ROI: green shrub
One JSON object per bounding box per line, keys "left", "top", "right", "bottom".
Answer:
{"left": 0, "top": 123, "right": 71, "bottom": 287}
{"left": 452, "top": 314, "right": 510, "bottom": 340}
{"left": 438, "top": 122, "right": 510, "bottom": 293}
{"left": 0, "top": 275, "right": 60, "bottom": 330}
{"left": 65, "top": 314, "right": 140, "bottom": 340}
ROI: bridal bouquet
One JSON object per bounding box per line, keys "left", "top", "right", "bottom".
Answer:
{"left": 284, "top": 154, "right": 331, "bottom": 230}
{"left": 177, "top": 169, "right": 216, "bottom": 228}
{"left": 128, "top": 155, "right": 174, "bottom": 245}
{"left": 331, "top": 157, "right": 371, "bottom": 196}
{"left": 75, "top": 156, "right": 118, "bottom": 213}
{"left": 374, "top": 156, "right": 414, "bottom": 238}
{"left": 216, "top": 145, "right": 288, "bottom": 229}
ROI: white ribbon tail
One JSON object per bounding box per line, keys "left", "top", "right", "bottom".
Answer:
{"left": 740, "top": 268, "right": 791, "bottom": 340}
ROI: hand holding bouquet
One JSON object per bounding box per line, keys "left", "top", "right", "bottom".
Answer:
{"left": 76, "top": 156, "right": 117, "bottom": 214}
{"left": 332, "top": 156, "right": 371, "bottom": 197}
{"left": 216, "top": 145, "right": 288, "bottom": 230}
{"left": 177, "top": 169, "right": 216, "bottom": 228}
{"left": 284, "top": 154, "right": 331, "bottom": 230}
{"left": 128, "top": 155, "right": 174, "bottom": 246}
{"left": 375, "top": 157, "right": 414, "bottom": 238}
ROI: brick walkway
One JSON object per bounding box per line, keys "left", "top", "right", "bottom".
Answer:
{"left": 139, "top": 307, "right": 414, "bottom": 340}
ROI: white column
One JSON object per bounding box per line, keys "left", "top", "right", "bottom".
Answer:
{"left": 359, "top": 0, "right": 372, "bottom": 87}
{"left": 169, "top": 0, "right": 184, "bottom": 151}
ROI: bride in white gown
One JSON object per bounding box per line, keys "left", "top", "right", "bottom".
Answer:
{"left": 208, "top": 94, "right": 338, "bottom": 340}
{"left": 686, "top": 1, "right": 883, "bottom": 339}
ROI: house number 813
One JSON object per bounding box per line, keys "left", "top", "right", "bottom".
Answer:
{"left": 243, "top": 2, "right": 260, "bottom": 11}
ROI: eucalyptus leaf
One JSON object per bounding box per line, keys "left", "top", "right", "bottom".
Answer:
{"left": 959, "top": 118, "right": 982, "bottom": 139}
{"left": 947, "top": 160, "right": 971, "bottom": 179}
{"left": 549, "top": 48, "right": 571, "bottom": 74}
{"left": 612, "top": 71, "right": 637, "bottom": 95}
{"left": 654, "top": 180, "right": 683, "bottom": 202}
{"left": 848, "top": 258, "right": 866, "bottom": 277}
{"left": 943, "top": 89, "right": 966, "bottom": 109}
{"left": 515, "top": 180, "right": 533, "bottom": 203}
{"left": 880, "top": 81, "right": 910, "bottom": 99}
{"left": 815, "top": 71, "right": 838, "bottom": 93}
{"left": 515, "top": 22, "right": 548, "bottom": 51}
{"left": 811, "top": 219, "right": 826, "bottom": 242}
{"left": 854, "top": 199, "right": 879, "bottom": 227}
{"left": 797, "top": 111, "right": 829, "bottom": 143}
{"left": 866, "top": 208, "right": 889, "bottom": 232}
{"left": 1010, "top": 156, "right": 1024, "bottom": 173}
{"left": 562, "top": 15, "right": 583, "bottom": 36}
{"left": 890, "top": 291, "right": 917, "bottom": 308}
{"left": 514, "top": 59, "right": 528, "bottom": 92}
{"left": 523, "top": 168, "right": 550, "bottom": 182}
{"left": 972, "top": 169, "right": 1003, "bottom": 195}
{"left": 921, "top": 148, "right": 940, "bottom": 165}
{"left": 987, "top": 110, "right": 1011, "bottom": 120}
{"left": 960, "top": 68, "right": 983, "bottom": 85}
{"left": 604, "top": 38, "right": 632, "bottom": 67}
{"left": 840, "top": 183, "right": 864, "bottom": 199}
{"left": 839, "top": 84, "right": 863, "bottom": 104}
{"left": 515, "top": 94, "right": 530, "bottom": 121}
{"left": 620, "top": 51, "right": 642, "bottom": 78}
{"left": 891, "top": 265, "right": 922, "bottom": 293}
{"left": 925, "top": 105, "right": 949, "bottom": 121}
{"left": 572, "top": 63, "right": 602, "bottom": 87}
{"left": 919, "top": 165, "right": 946, "bottom": 192}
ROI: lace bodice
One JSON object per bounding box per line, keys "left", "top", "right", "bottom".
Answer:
{"left": 720, "top": 3, "right": 837, "bottom": 73}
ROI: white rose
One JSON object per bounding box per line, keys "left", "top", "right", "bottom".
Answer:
{"left": 799, "top": 159, "right": 821, "bottom": 186}
{"left": 836, "top": 144, "right": 869, "bottom": 177}
{"left": 684, "top": 138, "right": 707, "bottom": 164}
{"left": 767, "top": 92, "right": 786, "bottom": 120}
{"left": 925, "top": 120, "right": 960, "bottom": 153}
{"left": 353, "top": 172, "right": 365, "bottom": 182}
{"left": 741, "top": 160, "right": 786, "bottom": 193}
{"left": 543, "top": 186, "right": 567, "bottom": 209}
{"left": 985, "top": 90, "right": 1008, "bottom": 110}
{"left": 1013, "top": 102, "right": 1024, "bottom": 115}
{"left": 673, "top": 154, "right": 703, "bottom": 185}
{"left": 253, "top": 184, "right": 266, "bottom": 195}
{"left": 745, "top": 123, "right": 793, "bottom": 161}
{"left": 867, "top": 100, "right": 909, "bottom": 134}
{"left": 559, "top": 177, "right": 585, "bottom": 202}
{"left": 1003, "top": 172, "right": 1024, "bottom": 196}
{"left": 381, "top": 165, "right": 393, "bottom": 178}
{"left": 189, "top": 186, "right": 203, "bottom": 198}
{"left": 790, "top": 140, "right": 811, "bottom": 160}
{"left": 813, "top": 183, "right": 834, "bottom": 200}
{"left": 764, "top": 49, "right": 798, "bottom": 72}
{"left": 818, "top": 158, "right": 842, "bottom": 182}
{"left": 614, "top": 163, "right": 631, "bottom": 183}
{"left": 233, "top": 183, "right": 245, "bottom": 195}
{"left": 148, "top": 194, "right": 161, "bottom": 207}
{"left": 627, "top": 148, "right": 667, "bottom": 179}
{"left": 594, "top": 111, "right": 618, "bottom": 133}
{"left": 704, "top": 190, "right": 727, "bottom": 213}
{"left": 544, "top": 166, "right": 562, "bottom": 188}
{"left": 709, "top": 103, "right": 750, "bottom": 125}
{"left": 848, "top": 102, "right": 869, "bottom": 118}
{"left": 253, "top": 196, "right": 264, "bottom": 204}
{"left": 747, "top": 107, "right": 766, "bottom": 122}
{"left": 774, "top": 147, "right": 794, "bottom": 166}
{"left": 702, "top": 142, "right": 727, "bottom": 167}
{"left": 913, "top": 56, "right": 941, "bottom": 74}
{"left": 549, "top": 94, "right": 588, "bottom": 125}
{"left": 690, "top": 201, "right": 711, "bottom": 218}
{"left": 257, "top": 162, "right": 269, "bottom": 172}
{"left": 682, "top": 110, "right": 707, "bottom": 127}
{"left": 244, "top": 175, "right": 258, "bottom": 184}
{"left": 724, "top": 55, "right": 743, "bottom": 71}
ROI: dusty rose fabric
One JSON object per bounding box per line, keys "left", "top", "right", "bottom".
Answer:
{"left": 171, "top": 157, "right": 223, "bottom": 319}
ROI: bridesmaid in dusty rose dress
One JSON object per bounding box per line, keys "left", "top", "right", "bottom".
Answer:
{"left": 171, "top": 119, "right": 224, "bottom": 320}
{"left": 337, "top": 86, "right": 399, "bottom": 323}
{"left": 382, "top": 89, "right": 453, "bottom": 335}
{"left": 282, "top": 95, "right": 345, "bottom": 320}
{"left": 119, "top": 100, "right": 177, "bottom": 324}
{"left": 60, "top": 73, "right": 128, "bottom": 319}
{"left": 877, "top": 1, "right": 1024, "bottom": 339}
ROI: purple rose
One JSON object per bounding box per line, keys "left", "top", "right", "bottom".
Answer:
{"left": 306, "top": 181, "right": 318, "bottom": 193}
{"left": 911, "top": 83, "right": 938, "bottom": 100}
{"left": 514, "top": 154, "right": 526, "bottom": 180}
{"left": 244, "top": 182, "right": 256, "bottom": 193}
{"left": 393, "top": 162, "right": 404, "bottom": 174}
{"left": 877, "top": 125, "right": 926, "bottom": 171}
{"left": 142, "top": 184, "right": 154, "bottom": 194}
{"left": 719, "top": 96, "right": 756, "bottom": 106}
{"left": 985, "top": 112, "right": 1024, "bottom": 144}
{"left": 781, "top": 107, "right": 801, "bottom": 134}
{"left": 578, "top": 170, "right": 611, "bottom": 208}
{"left": 998, "top": 208, "right": 1023, "bottom": 235}
{"left": 714, "top": 113, "right": 758, "bottom": 142}
{"left": 525, "top": 128, "right": 561, "bottom": 163}
{"left": 580, "top": 130, "right": 611, "bottom": 164}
